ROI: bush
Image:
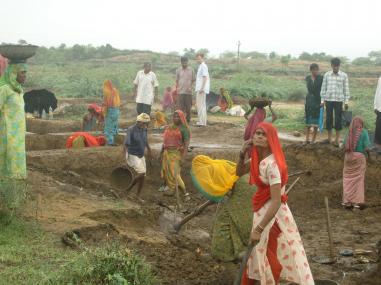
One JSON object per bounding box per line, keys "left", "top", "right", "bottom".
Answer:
{"left": 286, "top": 90, "right": 305, "bottom": 102}
{"left": 55, "top": 243, "right": 159, "bottom": 285}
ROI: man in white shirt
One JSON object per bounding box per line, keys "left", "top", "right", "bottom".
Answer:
{"left": 195, "top": 53, "right": 210, "bottom": 126}
{"left": 133, "top": 62, "right": 159, "bottom": 115}
{"left": 374, "top": 76, "right": 381, "bottom": 149}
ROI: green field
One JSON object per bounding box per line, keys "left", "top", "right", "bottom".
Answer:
{"left": 25, "top": 50, "right": 381, "bottom": 131}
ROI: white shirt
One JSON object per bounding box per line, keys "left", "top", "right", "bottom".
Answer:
{"left": 374, "top": 77, "right": 381, "bottom": 112}
{"left": 195, "top": 62, "right": 210, "bottom": 94}
{"left": 133, "top": 70, "right": 159, "bottom": 105}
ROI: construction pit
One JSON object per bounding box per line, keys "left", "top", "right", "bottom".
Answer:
{"left": 23, "top": 118, "right": 381, "bottom": 285}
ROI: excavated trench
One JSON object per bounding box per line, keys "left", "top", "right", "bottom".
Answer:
{"left": 25, "top": 130, "right": 381, "bottom": 285}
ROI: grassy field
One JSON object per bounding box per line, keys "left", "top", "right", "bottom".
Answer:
{"left": 25, "top": 52, "right": 381, "bottom": 131}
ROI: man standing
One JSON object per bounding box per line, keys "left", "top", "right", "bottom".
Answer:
{"left": 195, "top": 53, "right": 210, "bottom": 126}
{"left": 374, "top": 76, "right": 381, "bottom": 151}
{"left": 133, "top": 62, "right": 159, "bottom": 116}
{"left": 124, "top": 113, "right": 152, "bottom": 199}
{"left": 320, "top": 57, "right": 350, "bottom": 146}
{"left": 176, "top": 56, "right": 195, "bottom": 123}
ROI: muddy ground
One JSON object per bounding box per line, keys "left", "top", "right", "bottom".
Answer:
{"left": 21, "top": 100, "right": 381, "bottom": 285}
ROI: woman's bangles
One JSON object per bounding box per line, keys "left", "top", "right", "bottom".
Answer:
{"left": 254, "top": 224, "right": 264, "bottom": 234}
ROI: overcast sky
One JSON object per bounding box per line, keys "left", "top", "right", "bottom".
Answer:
{"left": 2, "top": 0, "right": 380, "bottom": 59}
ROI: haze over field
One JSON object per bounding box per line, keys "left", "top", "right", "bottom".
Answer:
{"left": 2, "top": 0, "right": 381, "bottom": 58}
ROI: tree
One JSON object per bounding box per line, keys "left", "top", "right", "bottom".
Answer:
{"left": 183, "top": 48, "right": 196, "bottom": 59}
{"left": 18, "top": 39, "right": 28, "bottom": 45}
{"left": 241, "top": 51, "right": 267, "bottom": 59}
{"left": 196, "top": 48, "right": 209, "bottom": 58}
{"left": 352, "top": 57, "right": 373, "bottom": 66}
{"left": 280, "top": 55, "right": 291, "bottom": 66}
{"left": 299, "top": 52, "right": 312, "bottom": 61}
{"left": 220, "top": 51, "right": 236, "bottom": 59}
{"left": 269, "top": 51, "right": 278, "bottom": 60}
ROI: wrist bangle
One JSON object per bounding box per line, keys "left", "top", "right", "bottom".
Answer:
{"left": 257, "top": 224, "right": 264, "bottom": 232}
{"left": 254, "top": 227, "right": 263, "bottom": 234}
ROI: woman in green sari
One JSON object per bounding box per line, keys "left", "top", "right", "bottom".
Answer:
{"left": 0, "top": 63, "right": 28, "bottom": 209}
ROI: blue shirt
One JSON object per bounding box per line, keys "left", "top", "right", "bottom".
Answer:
{"left": 124, "top": 125, "right": 147, "bottom": 158}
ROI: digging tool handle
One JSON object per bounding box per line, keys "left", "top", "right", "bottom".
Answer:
{"left": 173, "top": 200, "right": 214, "bottom": 232}
{"left": 324, "top": 196, "right": 335, "bottom": 260}
{"left": 286, "top": 176, "right": 300, "bottom": 195}
{"left": 233, "top": 242, "right": 257, "bottom": 285}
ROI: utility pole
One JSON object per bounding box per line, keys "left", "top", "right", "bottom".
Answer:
{"left": 237, "top": 41, "right": 241, "bottom": 71}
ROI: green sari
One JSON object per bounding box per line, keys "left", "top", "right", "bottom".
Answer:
{"left": 0, "top": 64, "right": 27, "bottom": 209}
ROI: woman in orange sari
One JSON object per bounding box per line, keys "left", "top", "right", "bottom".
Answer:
{"left": 236, "top": 122, "right": 313, "bottom": 285}
{"left": 103, "top": 80, "right": 120, "bottom": 145}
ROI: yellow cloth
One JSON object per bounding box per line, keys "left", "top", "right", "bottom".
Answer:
{"left": 191, "top": 155, "right": 239, "bottom": 202}
{"left": 103, "top": 80, "right": 121, "bottom": 108}
{"left": 72, "top": 136, "right": 86, "bottom": 148}
{"left": 154, "top": 111, "right": 167, "bottom": 128}
{"left": 161, "top": 149, "right": 186, "bottom": 191}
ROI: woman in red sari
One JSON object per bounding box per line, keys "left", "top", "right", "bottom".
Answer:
{"left": 236, "top": 122, "right": 314, "bottom": 285}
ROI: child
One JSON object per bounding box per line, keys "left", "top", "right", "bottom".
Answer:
{"left": 162, "top": 86, "right": 174, "bottom": 113}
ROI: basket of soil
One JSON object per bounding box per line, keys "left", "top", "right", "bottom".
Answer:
{"left": 250, "top": 97, "right": 271, "bottom": 108}
{"left": 111, "top": 165, "right": 136, "bottom": 190}
{"left": 0, "top": 44, "right": 38, "bottom": 63}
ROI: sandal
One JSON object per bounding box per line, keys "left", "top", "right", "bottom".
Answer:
{"left": 321, "top": 139, "right": 330, "bottom": 144}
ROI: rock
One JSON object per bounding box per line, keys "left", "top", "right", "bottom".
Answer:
{"left": 293, "top": 131, "right": 302, "bottom": 137}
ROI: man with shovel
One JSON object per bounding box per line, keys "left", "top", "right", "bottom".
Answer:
{"left": 124, "top": 113, "right": 152, "bottom": 199}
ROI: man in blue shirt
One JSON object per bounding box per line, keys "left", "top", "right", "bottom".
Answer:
{"left": 124, "top": 113, "right": 152, "bottom": 198}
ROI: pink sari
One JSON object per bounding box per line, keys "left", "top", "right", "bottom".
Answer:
{"left": 343, "top": 152, "right": 366, "bottom": 204}
{"left": 244, "top": 108, "right": 266, "bottom": 140}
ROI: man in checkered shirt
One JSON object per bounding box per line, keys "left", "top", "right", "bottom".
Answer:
{"left": 320, "top": 57, "right": 350, "bottom": 146}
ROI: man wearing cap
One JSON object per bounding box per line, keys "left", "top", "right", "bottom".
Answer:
{"left": 176, "top": 56, "right": 195, "bottom": 123}
{"left": 124, "top": 113, "right": 152, "bottom": 198}
{"left": 133, "top": 62, "right": 159, "bottom": 116}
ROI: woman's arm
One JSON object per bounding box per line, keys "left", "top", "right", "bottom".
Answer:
{"left": 251, "top": 184, "right": 282, "bottom": 242}
{"left": 236, "top": 140, "right": 252, "bottom": 176}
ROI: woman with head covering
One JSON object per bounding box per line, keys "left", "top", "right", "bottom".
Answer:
{"left": 82, "top": 103, "right": 103, "bottom": 132}
{"left": 342, "top": 116, "right": 370, "bottom": 209}
{"left": 244, "top": 97, "right": 277, "bottom": 141}
{"left": 0, "top": 63, "right": 28, "bottom": 209}
{"left": 159, "top": 110, "right": 190, "bottom": 199}
{"left": 103, "top": 80, "right": 121, "bottom": 145}
{"left": 236, "top": 122, "right": 313, "bottom": 285}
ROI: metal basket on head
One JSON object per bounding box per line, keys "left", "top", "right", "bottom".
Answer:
{"left": 0, "top": 44, "right": 39, "bottom": 63}
{"left": 250, "top": 97, "right": 270, "bottom": 108}
{"left": 111, "top": 165, "right": 136, "bottom": 190}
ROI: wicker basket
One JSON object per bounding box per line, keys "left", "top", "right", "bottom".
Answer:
{"left": 0, "top": 44, "right": 38, "bottom": 62}
{"left": 110, "top": 165, "right": 136, "bottom": 190}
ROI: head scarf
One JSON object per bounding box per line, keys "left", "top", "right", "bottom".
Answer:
{"left": 103, "top": 80, "right": 120, "bottom": 108}
{"left": 88, "top": 103, "right": 102, "bottom": 114}
{"left": 137, "top": 113, "right": 151, "bottom": 123}
{"left": 249, "top": 122, "right": 288, "bottom": 187}
{"left": 345, "top": 116, "right": 364, "bottom": 152}
{"left": 249, "top": 122, "right": 288, "bottom": 212}
{"left": 0, "top": 63, "right": 27, "bottom": 94}
{"left": 174, "top": 110, "right": 188, "bottom": 127}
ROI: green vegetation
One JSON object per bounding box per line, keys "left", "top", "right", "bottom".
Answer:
{"left": 23, "top": 44, "right": 381, "bottom": 131}
{"left": 0, "top": 217, "right": 158, "bottom": 285}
